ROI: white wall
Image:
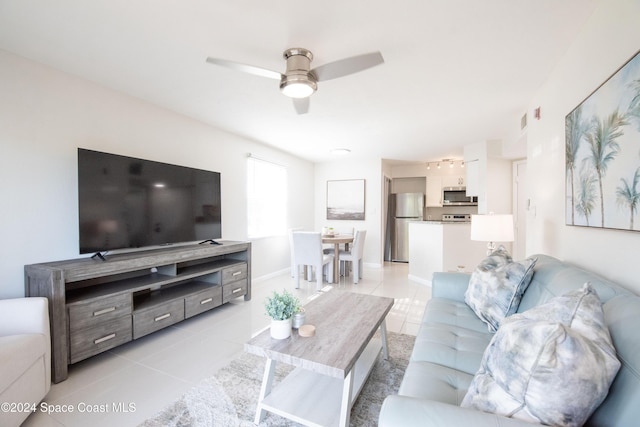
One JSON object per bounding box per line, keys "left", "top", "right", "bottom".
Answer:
{"left": 314, "top": 158, "right": 383, "bottom": 267}
{"left": 0, "top": 50, "right": 315, "bottom": 298}
{"left": 526, "top": 0, "right": 640, "bottom": 293}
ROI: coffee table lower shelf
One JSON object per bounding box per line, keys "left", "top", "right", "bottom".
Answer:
{"left": 255, "top": 337, "right": 383, "bottom": 427}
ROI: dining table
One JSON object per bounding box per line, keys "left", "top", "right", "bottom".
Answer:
{"left": 322, "top": 233, "right": 354, "bottom": 282}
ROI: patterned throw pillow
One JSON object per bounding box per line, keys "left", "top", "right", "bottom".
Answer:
{"left": 461, "top": 284, "right": 621, "bottom": 427}
{"left": 464, "top": 246, "right": 537, "bottom": 332}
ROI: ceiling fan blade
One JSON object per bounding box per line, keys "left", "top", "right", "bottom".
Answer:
{"left": 205, "top": 57, "right": 282, "bottom": 80}
{"left": 311, "top": 51, "right": 384, "bottom": 82}
{"left": 293, "top": 98, "right": 310, "bottom": 114}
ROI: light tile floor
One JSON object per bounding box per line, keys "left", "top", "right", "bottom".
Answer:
{"left": 21, "top": 262, "right": 430, "bottom": 427}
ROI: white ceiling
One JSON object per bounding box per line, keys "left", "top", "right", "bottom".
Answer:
{"left": 0, "top": 0, "right": 599, "bottom": 163}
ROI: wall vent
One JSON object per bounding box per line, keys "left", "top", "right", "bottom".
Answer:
{"left": 520, "top": 112, "right": 528, "bottom": 131}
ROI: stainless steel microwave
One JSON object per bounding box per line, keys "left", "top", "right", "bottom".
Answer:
{"left": 442, "top": 186, "right": 478, "bottom": 206}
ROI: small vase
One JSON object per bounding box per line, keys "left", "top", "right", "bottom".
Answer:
{"left": 270, "top": 318, "right": 292, "bottom": 339}
{"left": 292, "top": 309, "right": 306, "bottom": 329}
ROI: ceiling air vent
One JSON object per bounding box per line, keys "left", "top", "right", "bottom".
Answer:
{"left": 520, "top": 112, "right": 528, "bottom": 131}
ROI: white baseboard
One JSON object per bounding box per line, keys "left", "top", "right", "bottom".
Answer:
{"left": 408, "top": 274, "right": 432, "bottom": 286}
{"left": 254, "top": 262, "right": 383, "bottom": 284}
{"left": 253, "top": 268, "right": 290, "bottom": 283}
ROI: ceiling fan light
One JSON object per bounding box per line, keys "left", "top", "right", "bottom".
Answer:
{"left": 280, "top": 78, "right": 316, "bottom": 98}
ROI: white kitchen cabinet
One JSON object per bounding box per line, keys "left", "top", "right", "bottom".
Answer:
{"left": 426, "top": 176, "right": 442, "bottom": 207}
{"left": 442, "top": 175, "right": 465, "bottom": 187}
{"left": 464, "top": 141, "right": 512, "bottom": 214}
{"left": 465, "top": 160, "right": 480, "bottom": 196}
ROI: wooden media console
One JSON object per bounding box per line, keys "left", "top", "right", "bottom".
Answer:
{"left": 25, "top": 241, "right": 251, "bottom": 383}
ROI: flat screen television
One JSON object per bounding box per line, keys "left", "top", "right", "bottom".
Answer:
{"left": 78, "top": 148, "right": 221, "bottom": 254}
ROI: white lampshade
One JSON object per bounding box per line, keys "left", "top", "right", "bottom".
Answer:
{"left": 470, "top": 214, "right": 514, "bottom": 251}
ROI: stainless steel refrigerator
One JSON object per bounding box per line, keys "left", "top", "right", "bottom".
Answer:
{"left": 390, "top": 192, "right": 424, "bottom": 262}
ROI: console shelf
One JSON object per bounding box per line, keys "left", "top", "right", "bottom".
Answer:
{"left": 133, "top": 280, "right": 214, "bottom": 311}
{"left": 25, "top": 241, "right": 251, "bottom": 383}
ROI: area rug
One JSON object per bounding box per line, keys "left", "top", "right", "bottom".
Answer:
{"left": 139, "top": 331, "right": 415, "bottom": 427}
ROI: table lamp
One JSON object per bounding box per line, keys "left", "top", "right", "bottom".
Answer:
{"left": 470, "top": 214, "right": 514, "bottom": 255}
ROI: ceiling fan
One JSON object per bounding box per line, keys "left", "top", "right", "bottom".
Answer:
{"left": 205, "top": 48, "right": 384, "bottom": 114}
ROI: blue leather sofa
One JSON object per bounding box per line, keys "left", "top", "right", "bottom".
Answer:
{"left": 379, "top": 254, "right": 640, "bottom": 426}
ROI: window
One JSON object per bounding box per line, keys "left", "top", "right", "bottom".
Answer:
{"left": 247, "top": 156, "right": 287, "bottom": 238}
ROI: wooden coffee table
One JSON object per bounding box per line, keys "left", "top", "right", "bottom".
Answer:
{"left": 245, "top": 291, "right": 394, "bottom": 427}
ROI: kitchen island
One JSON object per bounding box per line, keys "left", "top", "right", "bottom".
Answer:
{"left": 408, "top": 221, "right": 487, "bottom": 285}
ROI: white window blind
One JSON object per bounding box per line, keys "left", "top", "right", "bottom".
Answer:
{"left": 247, "top": 156, "right": 287, "bottom": 238}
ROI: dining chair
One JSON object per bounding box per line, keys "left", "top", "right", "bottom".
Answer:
{"left": 292, "top": 231, "right": 334, "bottom": 290}
{"left": 288, "top": 227, "right": 305, "bottom": 278}
{"left": 338, "top": 230, "right": 366, "bottom": 284}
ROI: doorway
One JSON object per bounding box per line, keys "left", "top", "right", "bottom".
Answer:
{"left": 513, "top": 160, "right": 527, "bottom": 259}
{"left": 383, "top": 175, "right": 392, "bottom": 261}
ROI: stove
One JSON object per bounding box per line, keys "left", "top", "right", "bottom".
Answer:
{"left": 442, "top": 214, "right": 471, "bottom": 222}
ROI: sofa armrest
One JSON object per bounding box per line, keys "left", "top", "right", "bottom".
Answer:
{"left": 379, "top": 396, "right": 534, "bottom": 427}
{"left": 431, "top": 272, "right": 471, "bottom": 302}
{"left": 0, "top": 297, "right": 50, "bottom": 337}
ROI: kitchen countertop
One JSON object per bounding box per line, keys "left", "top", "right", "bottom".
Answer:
{"left": 412, "top": 220, "right": 471, "bottom": 224}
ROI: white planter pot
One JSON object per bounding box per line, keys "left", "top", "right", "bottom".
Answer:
{"left": 270, "top": 318, "right": 292, "bottom": 339}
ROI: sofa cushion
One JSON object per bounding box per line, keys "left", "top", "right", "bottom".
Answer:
{"left": 464, "top": 247, "right": 537, "bottom": 332}
{"left": 421, "top": 298, "right": 493, "bottom": 334}
{"left": 412, "top": 321, "right": 493, "bottom": 375}
{"left": 589, "top": 295, "right": 640, "bottom": 426}
{"left": 518, "top": 255, "right": 632, "bottom": 313}
{"left": 461, "top": 284, "right": 621, "bottom": 427}
{"left": 399, "top": 361, "right": 474, "bottom": 405}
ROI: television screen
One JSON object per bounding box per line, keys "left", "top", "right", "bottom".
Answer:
{"left": 78, "top": 148, "right": 221, "bottom": 254}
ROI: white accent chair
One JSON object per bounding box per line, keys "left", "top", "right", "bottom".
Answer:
{"left": 338, "top": 230, "right": 367, "bottom": 284}
{"left": 292, "top": 231, "right": 334, "bottom": 290}
{"left": 0, "top": 297, "right": 51, "bottom": 427}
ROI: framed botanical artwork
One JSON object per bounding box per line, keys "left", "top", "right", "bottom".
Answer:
{"left": 565, "top": 49, "right": 640, "bottom": 231}
{"left": 326, "top": 179, "right": 365, "bottom": 220}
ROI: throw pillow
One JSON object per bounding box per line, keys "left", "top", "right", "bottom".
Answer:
{"left": 461, "top": 284, "right": 621, "bottom": 427}
{"left": 464, "top": 246, "right": 537, "bottom": 332}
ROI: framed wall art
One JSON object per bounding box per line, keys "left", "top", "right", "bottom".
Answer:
{"left": 326, "top": 179, "right": 365, "bottom": 220}
{"left": 565, "top": 49, "right": 640, "bottom": 231}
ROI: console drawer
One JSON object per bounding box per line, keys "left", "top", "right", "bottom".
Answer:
{"left": 69, "top": 315, "right": 132, "bottom": 364}
{"left": 133, "top": 299, "right": 184, "bottom": 339}
{"left": 68, "top": 293, "right": 132, "bottom": 332}
{"left": 185, "top": 286, "right": 222, "bottom": 318}
{"left": 223, "top": 279, "right": 248, "bottom": 303}
{"left": 222, "top": 263, "right": 247, "bottom": 284}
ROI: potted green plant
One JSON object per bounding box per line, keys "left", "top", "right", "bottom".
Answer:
{"left": 265, "top": 289, "right": 301, "bottom": 339}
